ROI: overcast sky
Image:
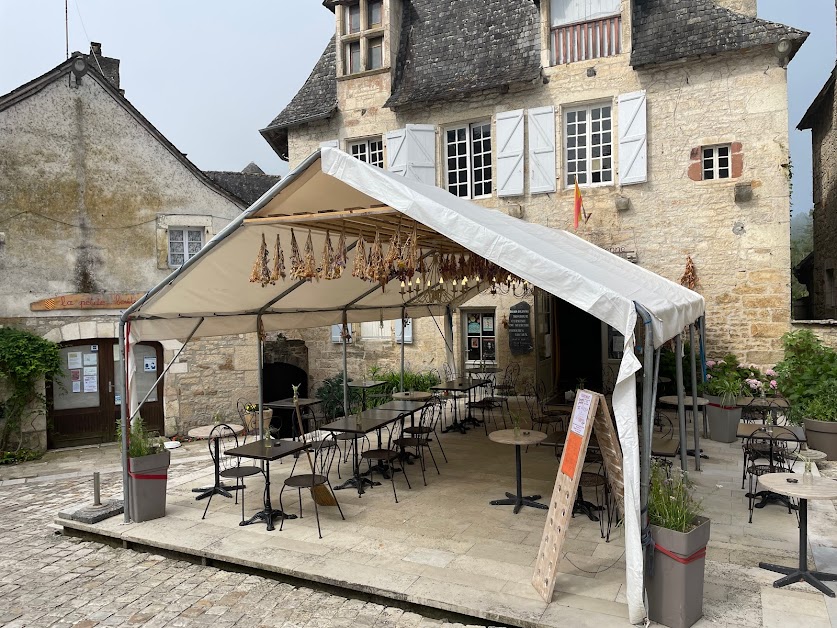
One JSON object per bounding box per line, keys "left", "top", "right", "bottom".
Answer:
{"left": 0, "top": 1, "right": 833, "bottom": 213}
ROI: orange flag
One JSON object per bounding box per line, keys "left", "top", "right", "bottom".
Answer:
{"left": 573, "top": 177, "right": 583, "bottom": 230}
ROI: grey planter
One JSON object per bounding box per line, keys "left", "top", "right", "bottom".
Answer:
{"left": 705, "top": 396, "right": 741, "bottom": 443}
{"left": 803, "top": 419, "right": 837, "bottom": 460}
{"left": 647, "top": 516, "right": 710, "bottom": 628}
{"left": 127, "top": 450, "right": 170, "bottom": 523}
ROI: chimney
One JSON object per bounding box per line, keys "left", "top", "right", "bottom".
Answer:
{"left": 85, "top": 42, "right": 121, "bottom": 93}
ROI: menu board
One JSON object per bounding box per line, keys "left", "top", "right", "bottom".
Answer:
{"left": 508, "top": 301, "right": 533, "bottom": 355}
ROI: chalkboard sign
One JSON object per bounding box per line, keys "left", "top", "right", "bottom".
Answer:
{"left": 508, "top": 301, "right": 533, "bottom": 355}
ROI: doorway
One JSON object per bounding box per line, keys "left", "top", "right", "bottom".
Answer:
{"left": 47, "top": 339, "right": 164, "bottom": 448}
{"left": 554, "top": 298, "right": 604, "bottom": 396}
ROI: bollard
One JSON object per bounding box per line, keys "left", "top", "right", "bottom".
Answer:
{"left": 93, "top": 471, "right": 101, "bottom": 506}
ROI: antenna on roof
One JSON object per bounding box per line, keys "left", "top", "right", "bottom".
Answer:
{"left": 65, "top": 0, "right": 69, "bottom": 60}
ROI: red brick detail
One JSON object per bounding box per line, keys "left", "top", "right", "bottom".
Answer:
{"left": 689, "top": 146, "right": 701, "bottom": 160}
{"left": 688, "top": 161, "right": 702, "bottom": 181}
{"left": 732, "top": 153, "right": 743, "bottom": 178}
{"left": 731, "top": 141, "right": 743, "bottom": 153}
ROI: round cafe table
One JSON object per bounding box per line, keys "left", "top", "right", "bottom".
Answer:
{"left": 489, "top": 429, "right": 548, "bottom": 514}
{"left": 758, "top": 473, "right": 837, "bottom": 597}
{"left": 392, "top": 390, "right": 433, "bottom": 401}
{"left": 188, "top": 423, "right": 245, "bottom": 439}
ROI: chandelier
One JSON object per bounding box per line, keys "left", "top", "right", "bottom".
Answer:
{"left": 489, "top": 275, "right": 532, "bottom": 298}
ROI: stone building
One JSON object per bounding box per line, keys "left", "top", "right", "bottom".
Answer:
{"left": 259, "top": 0, "right": 806, "bottom": 396}
{"left": 798, "top": 62, "right": 837, "bottom": 320}
{"left": 0, "top": 44, "right": 277, "bottom": 449}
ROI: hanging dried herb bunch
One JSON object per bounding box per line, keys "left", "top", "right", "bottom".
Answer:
{"left": 302, "top": 230, "right": 318, "bottom": 281}
{"left": 680, "top": 255, "right": 698, "bottom": 291}
{"left": 366, "top": 229, "right": 388, "bottom": 288}
{"left": 289, "top": 229, "right": 303, "bottom": 278}
{"left": 249, "top": 233, "right": 272, "bottom": 287}
{"left": 320, "top": 230, "right": 335, "bottom": 280}
{"left": 270, "top": 234, "right": 286, "bottom": 283}
{"left": 334, "top": 227, "right": 347, "bottom": 277}
{"left": 352, "top": 232, "right": 367, "bottom": 279}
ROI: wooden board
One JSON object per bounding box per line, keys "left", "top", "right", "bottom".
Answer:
{"left": 30, "top": 293, "right": 145, "bottom": 311}
{"left": 532, "top": 390, "right": 624, "bottom": 602}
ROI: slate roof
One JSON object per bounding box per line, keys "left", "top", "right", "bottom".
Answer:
{"left": 260, "top": 37, "right": 337, "bottom": 160}
{"left": 204, "top": 170, "right": 281, "bottom": 206}
{"left": 631, "top": 0, "right": 808, "bottom": 68}
{"left": 798, "top": 64, "right": 836, "bottom": 131}
{"left": 384, "top": 0, "right": 542, "bottom": 108}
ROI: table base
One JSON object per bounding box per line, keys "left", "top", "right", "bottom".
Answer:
{"left": 362, "top": 461, "right": 401, "bottom": 480}
{"left": 748, "top": 490, "right": 798, "bottom": 511}
{"left": 334, "top": 475, "right": 380, "bottom": 495}
{"left": 490, "top": 491, "right": 548, "bottom": 514}
{"left": 759, "top": 562, "right": 837, "bottom": 597}
{"left": 442, "top": 420, "right": 469, "bottom": 434}
{"left": 573, "top": 492, "right": 603, "bottom": 522}
{"left": 192, "top": 484, "right": 241, "bottom": 500}
{"left": 239, "top": 507, "right": 296, "bottom": 532}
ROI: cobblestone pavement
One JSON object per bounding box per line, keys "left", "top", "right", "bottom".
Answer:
{"left": 0, "top": 458, "right": 496, "bottom": 628}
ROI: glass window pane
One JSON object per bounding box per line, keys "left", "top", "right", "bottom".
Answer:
{"left": 347, "top": 4, "right": 361, "bottom": 32}
{"left": 368, "top": 0, "right": 382, "bottom": 26}
{"left": 368, "top": 37, "right": 383, "bottom": 69}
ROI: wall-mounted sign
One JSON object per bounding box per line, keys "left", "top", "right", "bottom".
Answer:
{"left": 29, "top": 292, "right": 145, "bottom": 311}
{"left": 604, "top": 246, "right": 638, "bottom": 263}
{"left": 508, "top": 301, "right": 533, "bottom": 355}
{"left": 144, "top": 357, "right": 157, "bottom": 372}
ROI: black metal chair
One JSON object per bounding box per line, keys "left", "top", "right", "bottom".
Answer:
{"left": 523, "top": 383, "right": 565, "bottom": 443}
{"left": 360, "top": 419, "right": 411, "bottom": 502}
{"left": 394, "top": 399, "right": 444, "bottom": 486}
{"left": 744, "top": 426, "right": 801, "bottom": 523}
{"left": 204, "top": 424, "right": 261, "bottom": 521}
{"left": 401, "top": 397, "right": 448, "bottom": 463}
{"left": 279, "top": 436, "right": 345, "bottom": 538}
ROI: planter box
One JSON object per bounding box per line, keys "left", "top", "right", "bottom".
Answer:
{"left": 127, "top": 450, "right": 170, "bottom": 523}
{"left": 803, "top": 418, "right": 837, "bottom": 460}
{"left": 705, "top": 396, "right": 741, "bottom": 443}
{"left": 648, "top": 516, "right": 710, "bottom": 628}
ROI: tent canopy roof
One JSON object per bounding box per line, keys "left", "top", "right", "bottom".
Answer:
{"left": 125, "top": 148, "right": 704, "bottom": 344}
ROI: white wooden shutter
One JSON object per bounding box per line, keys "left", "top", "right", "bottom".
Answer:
{"left": 405, "top": 124, "right": 436, "bottom": 186}
{"left": 618, "top": 91, "right": 647, "bottom": 185}
{"left": 385, "top": 129, "right": 407, "bottom": 176}
{"left": 395, "top": 318, "right": 413, "bottom": 344}
{"left": 496, "top": 110, "right": 524, "bottom": 197}
{"left": 320, "top": 139, "right": 339, "bottom": 150}
{"left": 528, "top": 106, "right": 557, "bottom": 194}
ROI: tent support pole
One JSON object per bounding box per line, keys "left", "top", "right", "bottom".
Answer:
{"left": 675, "top": 334, "right": 688, "bottom": 471}
{"left": 400, "top": 306, "right": 406, "bottom": 392}
{"left": 635, "top": 304, "right": 654, "bottom": 529}
{"left": 342, "top": 310, "right": 350, "bottom": 418}
{"left": 697, "top": 316, "right": 708, "bottom": 435}
{"left": 257, "top": 314, "right": 265, "bottom": 440}
{"left": 689, "top": 324, "right": 701, "bottom": 471}
{"left": 444, "top": 306, "right": 456, "bottom": 376}
{"left": 118, "top": 321, "right": 131, "bottom": 523}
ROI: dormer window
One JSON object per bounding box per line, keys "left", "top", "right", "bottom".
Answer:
{"left": 549, "top": 0, "right": 622, "bottom": 65}
{"left": 339, "top": 0, "right": 386, "bottom": 76}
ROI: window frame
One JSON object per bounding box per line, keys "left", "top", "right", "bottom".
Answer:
{"left": 167, "top": 226, "right": 204, "bottom": 268}
{"left": 701, "top": 144, "right": 732, "bottom": 181}
{"left": 339, "top": 0, "right": 386, "bottom": 76}
{"left": 444, "top": 120, "right": 493, "bottom": 200}
{"left": 360, "top": 319, "right": 392, "bottom": 342}
{"left": 563, "top": 102, "right": 614, "bottom": 189}
{"left": 348, "top": 136, "right": 385, "bottom": 168}
{"left": 463, "top": 310, "right": 497, "bottom": 366}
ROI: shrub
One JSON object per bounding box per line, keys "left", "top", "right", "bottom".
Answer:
{"left": 774, "top": 330, "right": 837, "bottom": 423}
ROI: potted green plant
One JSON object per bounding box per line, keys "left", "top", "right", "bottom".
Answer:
{"left": 702, "top": 355, "right": 745, "bottom": 443}
{"left": 775, "top": 330, "right": 837, "bottom": 459}
{"left": 121, "top": 418, "right": 170, "bottom": 523}
{"left": 243, "top": 403, "right": 273, "bottom": 435}
{"left": 646, "top": 461, "right": 710, "bottom": 628}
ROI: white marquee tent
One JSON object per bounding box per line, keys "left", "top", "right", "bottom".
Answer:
{"left": 119, "top": 147, "right": 705, "bottom": 623}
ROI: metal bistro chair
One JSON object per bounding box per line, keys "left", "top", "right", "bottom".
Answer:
{"left": 394, "top": 398, "right": 444, "bottom": 486}
{"left": 204, "top": 423, "right": 261, "bottom": 522}
{"left": 523, "top": 383, "right": 565, "bottom": 447}
{"left": 360, "top": 416, "right": 411, "bottom": 502}
{"left": 744, "top": 425, "right": 801, "bottom": 524}
{"left": 441, "top": 363, "right": 466, "bottom": 428}
{"left": 280, "top": 435, "right": 345, "bottom": 538}
{"left": 401, "top": 396, "right": 448, "bottom": 463}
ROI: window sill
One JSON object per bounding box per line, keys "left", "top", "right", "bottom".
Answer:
{"left": 337, "top": 66, "right": 390, "bottom": 81}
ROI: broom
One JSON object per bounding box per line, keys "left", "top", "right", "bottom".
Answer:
{"left": 293, "top": 386, "right": 338, "bottom": 507}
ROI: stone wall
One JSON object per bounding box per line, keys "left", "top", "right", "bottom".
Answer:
{"left": 288, "top": 45, "right": 793, "bottom": 370}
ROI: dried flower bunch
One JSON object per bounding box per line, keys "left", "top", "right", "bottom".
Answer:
{"left": 249, "top": 228, "right": 351, "bottom": 286}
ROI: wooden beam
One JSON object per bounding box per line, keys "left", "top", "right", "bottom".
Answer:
{"left": 244, "top": 206, "right": 394, "bottom": 226}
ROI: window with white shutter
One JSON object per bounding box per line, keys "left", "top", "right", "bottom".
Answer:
{"left": 385, "top": 129, "right": 407, "bottom": 176}
{"left": 496, "top": 110, "right": 524, "bottom": 197}
{"left": 395, "top": 318, "right": 413, "bottom": 344}
{"left": 617, "top": 91, "right": 647, "bottom": 185}
{"left": 528, "top": 106, "right": 557, "bottom": 194}
{"left": 564, "top": 102, "right": 613, "bottom": 187}
{"left": 348, "top": 137, "right": 384, "bottom": 168}
{"left": 385, "top": 125, "right": 437, "bottom": 185}
{"left": 445, "top": 121, "right": 492, "bottom": 198}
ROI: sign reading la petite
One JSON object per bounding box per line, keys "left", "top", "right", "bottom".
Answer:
{"left": 30, "top": 293, "right": 145, "bottom": 311}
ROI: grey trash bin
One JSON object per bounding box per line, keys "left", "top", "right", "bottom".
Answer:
{"left": 127, "top": 450, "right": 170, "bottom": 522}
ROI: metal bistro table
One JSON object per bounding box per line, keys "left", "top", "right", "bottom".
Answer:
{"left": 392, "top": 390, "right": 433, "bottom": 402}
{"left": 376, "top": 398, "right": 429, "bottom": 464}
{"left": 758, "top": 473, "right": 837, "bottom": 597}
{"left": 319, "top": 408, "right": 403, "bottom": 496}
{"left": 263, "top": 397, "right": 322, "bottom": 438}
{"left": 347, "top": 380, "right": 388, "bottom": 410}
{"left": 188, "top": 423, "right": 246, "bottom": 500}
{"left": 488, "top": 429, "right": 548, "bottom": 513}
{"left": 224, "top": 437, "right": 309, "bottom": 531}
{"left": 432, "top": 378, "right": 486, "bottom": 434}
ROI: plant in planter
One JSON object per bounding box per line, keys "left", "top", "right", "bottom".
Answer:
{"left": 646, "top": 461, "right": 710, "bottom": 628}
{"left": 242, "top": 402, "right": 273, "bottom": 436}
{"left": 775, "top": 330, "right": 837, "bottom": 459}
{"left": 120, "top": 418, "right": 170, "bottom": 522}
{"left": 702, "top": 355, "right": 747, "bottom": 443}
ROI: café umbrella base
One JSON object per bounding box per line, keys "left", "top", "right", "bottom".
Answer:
{"left": 647, "top": 516, "right": 711, "bottom": 628}
{"left": 127, "top": 450, "right": 170, "bottom": 523}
